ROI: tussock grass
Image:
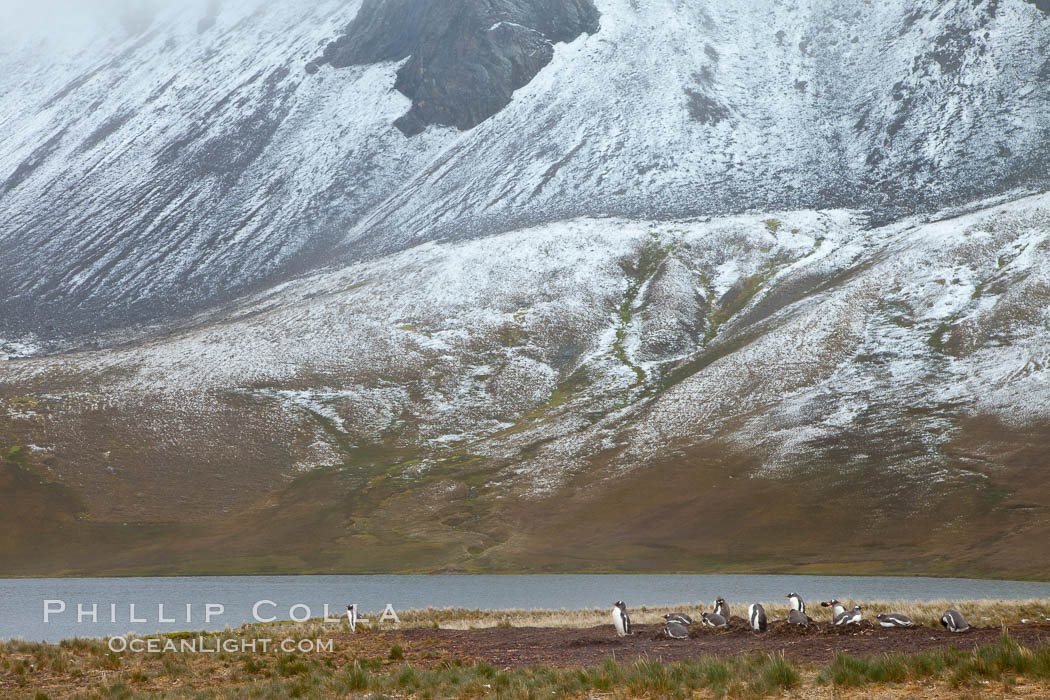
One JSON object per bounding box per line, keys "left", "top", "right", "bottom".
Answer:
{"left": 318, "top": 653, "right": 800, "bottom": 700}
{"left": 817, "top": 630, "right": 1050, "bottom": 690}
{"left": 0, "top": 625, "right": 803, "bottom": 699}
{"left": 2, "top": 639, "right": 1050, "bottom": 699}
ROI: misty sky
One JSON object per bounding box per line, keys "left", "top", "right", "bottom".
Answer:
{"left": 1, "top": 0, "right": 136, "bottom": 25}
{"left": 0, "top": 0, "right": 211, "bottom": 40}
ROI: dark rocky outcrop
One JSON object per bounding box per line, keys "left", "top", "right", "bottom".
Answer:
{"left": 314, "top": 0, "right": 600, "bottom": 135}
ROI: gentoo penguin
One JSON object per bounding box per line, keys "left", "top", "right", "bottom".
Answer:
{"left": 748, "top": 603, "right": 767, "bottom": 632}
{"left": 787, "top": 609, "right": 809, "bottom": 625}
{"left": 713, "top": 597, "right": 731, "bottom": 619}
{"left": 663, "top": 620, "right": 690, "bottom": 639}
{"left": 941, "top": 609, "right": 969, "bottom": 633}
{"left": 876, "top": 613, "right": 914, "bottom": 628}
{"left": 612, "top": 601, "right": 632, "bottom": 637}
{"left": 844, "top": 605, "right": 865, "bottom": 624}
{"left": 821, "top": 600, "right": 846, "bottom": 618}
{"left": 785, "top": 592, "right": 806, "bottom": 614}
{"left": 822, "top": 600, "right": 850, "bottom": 626}
{"left": 700, "top": 612, "right": 728, "bottom": 628}
{"left": 663, "top": 612, "right": 694, "bottom": 625}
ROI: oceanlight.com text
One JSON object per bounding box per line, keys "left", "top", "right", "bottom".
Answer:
{"left": 107, "top": 636, "right": 334, "bottom": 654}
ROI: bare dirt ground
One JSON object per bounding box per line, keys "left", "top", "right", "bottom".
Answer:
{"left": 355, "top": 619, "right": 1050, "bottom": 669}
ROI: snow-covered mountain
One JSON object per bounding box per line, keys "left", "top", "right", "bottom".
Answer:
{"left": 2, "top": 0, "right": 1049, "bottom": 344}
{"left": 1, "top": 0, "right": 1049, "bottom": 576}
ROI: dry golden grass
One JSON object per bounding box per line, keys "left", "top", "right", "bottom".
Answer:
{"left": 353, "top": 597, "right": 1050, "bottom": 630}
{"left": 821, "top": 598, "right": 1050, "bottom": 627}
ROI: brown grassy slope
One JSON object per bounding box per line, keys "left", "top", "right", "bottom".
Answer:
{"left": 1, "top": 406, "right": 1048, "bottom": 577}
{"left": 474, "top": 412, "right": 1050, "bottom": 577}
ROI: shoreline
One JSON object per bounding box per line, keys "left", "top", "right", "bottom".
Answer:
{"left": 2, "top": 570, "right": 1049, "bottom": 582}
{"left": 8, "top": 597, "right": 1050, "bottom": 644}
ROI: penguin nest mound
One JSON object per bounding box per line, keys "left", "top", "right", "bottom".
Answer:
{"left": 686, "top": 617, "right": 751, "bottom": 638}
{"left": 766, "top": 619, "right": 878, "bottom": 636}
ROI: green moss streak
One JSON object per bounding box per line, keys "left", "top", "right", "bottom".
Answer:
{"left": 612, "top": 234, "right": 675, "bottom": 388}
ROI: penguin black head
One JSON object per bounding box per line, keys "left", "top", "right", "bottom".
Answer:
{"left": 613, "top": 601, "right": 626, "bottom": 609}
{"left": 821, "top": 599, "right": 840, "bottom": 607}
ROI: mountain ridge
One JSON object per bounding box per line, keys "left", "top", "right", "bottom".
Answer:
{"left": 2, "top": 0, "right": 1050, "bottom": 345}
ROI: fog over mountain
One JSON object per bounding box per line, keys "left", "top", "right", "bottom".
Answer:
{"left": 1, "top": 0, "right": 1049, "bottom": 576}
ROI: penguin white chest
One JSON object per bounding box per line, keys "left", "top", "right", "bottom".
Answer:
{"left": 612, "top": 608, "right": 627, "bottom": 636}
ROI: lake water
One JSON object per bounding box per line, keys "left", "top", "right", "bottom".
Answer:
{"left": 3, "top": 574, "right": 1050, "bottom": 642}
